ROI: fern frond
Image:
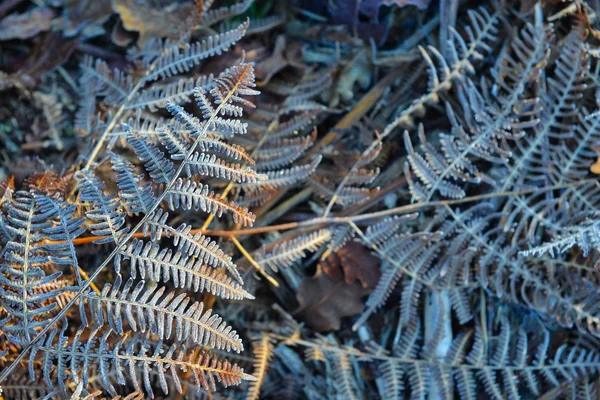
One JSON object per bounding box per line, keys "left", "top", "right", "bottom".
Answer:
{"left": 34, "top": 194, "right": 86, "bottom": 282}
{"left": 224, "top": 14, "right": 286, "bottom": 36}
{"left": 186, "top": 153, "right": 266, "bottom": 183}
{"left": 255, "top": 131, "right": 316, "bottom": 170}
{"left": 256, "top": 229, "right": 332, "bottom": 272}
{"left": 116, "top": 238, "right": 250, "bottom": 297}
{"left": 199, "top": 134, "right": 254, "bottom": 164}
{"left": 310, "top": 174, "right": 375, "bottom": 206}
{"left": 252, "top": 156, "right": 321, "bottom": 190}
{"left": 144, "top": 20, "right": 249, "bottom": 82}
{"left": 166, "top": 178, "right": 256, "bottom": 226}
{"left": 127, "top": 75, "right": 215, "bottom": 112}
{"left": 246, "top": 334, "right": 275, "bottom": 400}
{"left": 143, "top": 209, "right": 239, "bottom": 277}
{"left": 76, "top": 171, "right": 129, "bottom": 245}
{"left": 520, "top": 218, "right": 600, "bottom": 257}
{"left": 200, "top": 0, "right": 253, "bottom": 26}
{"left": 352, "top": 232, "right": 441, "bottom": 330}
{"left": 267, "top": 109, "right": 322, "bottom": 140}
{"left": 126, "top": 128, "right": 176, "bottom": 184}
{"left": 80, "top": 57, "right": 132, "bottom": 107}
{"left": 31, "top": 325, "right": 255, "bottom": 398}
{"left": 0, "top": 192, "right": 69, "bottom": 345}
{"left": 383, "top": 6, "right": 501, "bottom": 133}
{"left": 82, "top": 275, "right": 244, "bottom": 352}
{"left": 501, "top": 23, "right": 588, "bottom": 191}
{"left": 110, "top": 153, "right": 156, "bottom": 215}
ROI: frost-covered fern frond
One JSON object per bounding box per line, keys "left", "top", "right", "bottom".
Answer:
{"left": 254, "top": 131, "right": 316, "bottom": 170}
{"left": 256, "top": 229, "right": 333, "bottom": 273}
{"left": 76, "top": 19, "right": 249, "bottom": 140}
{"left": 383, "top": 6, "right": 502, "bottom": 134}
{"left": 288, "top": 319, "right": 600, "bottom": 400}
{"left": 404, "top": 20, "right": 552, "bottom": 202}
{"left": 33, "top": 194, "right": 87, "bottom": 284}
{"left": 246, "top": 156, "right": 322, "bottom": 191}
{"left": 81, "top": 274, "right": 245, "bottom": 352}
{"left": 501, "top": 22, "right": 589, "bottom": 191}
{"left": 31, "top": 324, "right": 255, "bottom": 398}
{"left": 0, "top": 192, "right": 74, "bottom": 346}
{"left": 1, "top": 51, "right": 262, "bottom": 398}
{"left": 352, "top": 231, "right": 442, "bottom": 330}
{"left": 76, "top": 171, "right": 130, "bottom": 245}
{"left": 521, "top": 217, "right": 600, "bottom": 257}
{"left": 199, "top": 0, "right": 253, "bottom": 27}
{"left": 310, "top": 175, "right": 376, "bottom": 206}
{"left": 110, "top": 153, "right": 156, "bottom": 215}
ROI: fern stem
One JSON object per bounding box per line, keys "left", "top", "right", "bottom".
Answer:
{"left": 41, "top": 178, "right": 597, "bottom": 245}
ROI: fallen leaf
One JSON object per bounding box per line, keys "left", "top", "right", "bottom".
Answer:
{"left": 320, "top": 241, "right": 381, "bottom": 288}
{"left": 330, "top": 49, "right": 372, "bottom": 106}
{"left": 16, "top": 32, "right": 78, "bottom": 84}
{"left": 255, "top": 35, "right": 288, "bottom": 86}
{"left": 113, "top": 0, "right": 195, "bottom": 44}
{"left": 295, "top": 265, "right": 370, "bottom": 331}
{"left": 61, "top": 0, "right": 112, "bottom": 37}
{"left": 0, "top": 7, "right": 55, "bottom": 40}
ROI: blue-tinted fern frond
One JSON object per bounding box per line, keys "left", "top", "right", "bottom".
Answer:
{"left": 255, "top": 156, "right": 322, "bottom": 190}
{"left": 126, "top": 127, "right": 176, "bottom": 185}
{"left": 116, "top": 238, "right": 249, "bottom": 294}
{"left": 142, "top": 208, "right": 239, "bottom": 274}
{"left": 144, "top": 20, "right": 249, "bottom": 82}
{"left": 256, "top": 229, "right": 333, "bottom": 273}
{"left": 82, "top": 274, "right": 244, "bottom": 352}
{"left": 383, "top": 6, "right": 502, "bottom": 133}
{"left": 0, "top": 192, "right": 71, "bottom": 345}
{"left": 166, "top": 178, "right": 256, "bottom": 227}
{"left": 75, "top": 171, "right": 130, "bottom": 245}
{"left": 31, "top": 324, "right": 255, "bottom": 398}
{"left": 34, "top": 194, "right": 87, "bottom": 283}
{"left": 110, "top": 153, "right": 156, "bottom": 215}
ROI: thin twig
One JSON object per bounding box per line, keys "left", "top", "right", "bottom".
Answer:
{"left": 231, "top": 236, "right": 279, "bottom": 287}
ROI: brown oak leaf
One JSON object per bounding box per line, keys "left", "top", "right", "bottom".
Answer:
{"left": 295, "top": 265, "right": 370, "bottom": 331}
{"left": 320, "top": 241, "right": 380, "bottom": 289}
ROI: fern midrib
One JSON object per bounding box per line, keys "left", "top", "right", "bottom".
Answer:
{"left": 20, "top": 202, "right": 35, "bottom": 343}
